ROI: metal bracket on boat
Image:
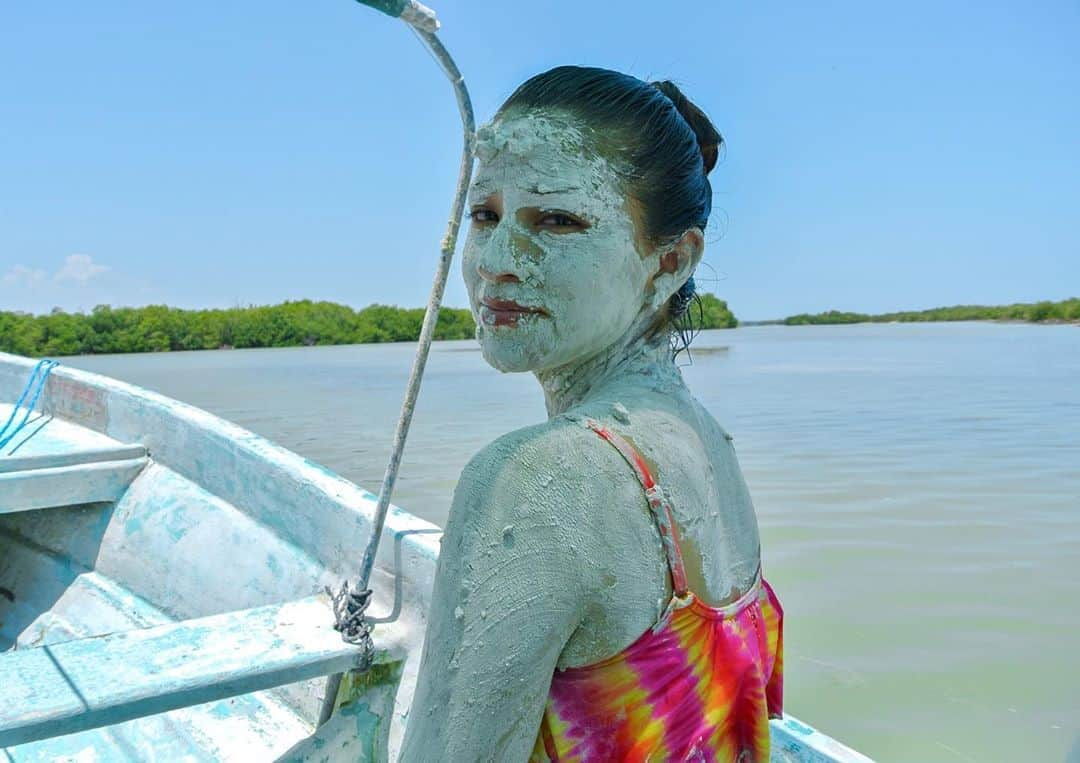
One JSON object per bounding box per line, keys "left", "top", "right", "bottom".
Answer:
{"left": 326, "top": 582, "right": 375, "bottom": 670}
{"left": 367, "top": 526, "right": 442, "bottom": 625}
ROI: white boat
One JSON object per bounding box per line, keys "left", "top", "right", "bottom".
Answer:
{"left": 0, "top": 352, "right": 873, "bottom": 761}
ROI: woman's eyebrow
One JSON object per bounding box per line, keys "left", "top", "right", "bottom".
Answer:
{"left": 467, "top": 184, "right": 495, "bottom": 202}
{"left": 525, "top": 184, "right": 581, "bottom": 195}
{"left": 468, "top": 184, "right": 583, "bottom": 202}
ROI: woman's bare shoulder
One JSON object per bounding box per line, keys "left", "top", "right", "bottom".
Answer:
{"left": 450, "top": 412, "right": 644, "bottom": 536}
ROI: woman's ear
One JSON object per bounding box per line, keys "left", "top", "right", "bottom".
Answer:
{"left": 646, "top": 227, "right": 704, "bottom": 312}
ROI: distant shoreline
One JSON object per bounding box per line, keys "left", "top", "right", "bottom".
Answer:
{"left": 2, "top": 296, "right": 1074, "bottom": 358}
{"left": 741, "top": 317, "right": 1080, "bottom": 327}
{"left": 747, "top": 297, "right": 1079, "bottom": 327}
{"left": 0, "top": 295, "right": 738, "bottom": 358}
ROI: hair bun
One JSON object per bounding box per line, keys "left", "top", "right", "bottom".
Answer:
{"left": 650, "top": 80, "right": 722, "bottom": 175}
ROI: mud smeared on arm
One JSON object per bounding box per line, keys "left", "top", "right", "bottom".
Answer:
{"left": 399, "top": 419, "right": 622, "bottom": 759}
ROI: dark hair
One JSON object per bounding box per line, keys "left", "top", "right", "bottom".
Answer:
{"left": 497, "top": 66, "right": 722, "bottom": 355}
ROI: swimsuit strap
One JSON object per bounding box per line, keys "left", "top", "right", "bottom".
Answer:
{"left": 583, "top": 418, "right": 689, "bottom": 597}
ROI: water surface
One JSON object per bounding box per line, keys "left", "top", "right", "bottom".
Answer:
{"left": 62, "top": 322, "right": 1080, "bottom": 762}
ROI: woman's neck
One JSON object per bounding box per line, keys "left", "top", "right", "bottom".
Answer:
{"left": 535, "top": 323, "right": 679, "bottom": 418}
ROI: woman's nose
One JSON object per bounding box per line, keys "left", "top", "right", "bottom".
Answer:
{"left": 477, "top": 265, "right": 521, "bottom": 284}
{"left": 473, "top": 224, "right": 524, "bottom": 284}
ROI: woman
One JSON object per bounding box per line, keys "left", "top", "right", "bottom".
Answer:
{"left": 400, "top": 66, "right": 783, "bottom": 762}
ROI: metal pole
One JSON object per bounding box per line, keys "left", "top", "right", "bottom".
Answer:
{"left": 357, "top": 27, "right": 474, "bottom": 591}
{"left": 319, "top": 1, "right": 474, "bottom": 726}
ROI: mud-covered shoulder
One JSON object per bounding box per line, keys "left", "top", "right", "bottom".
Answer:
{"left": 405, "top": 418, "right": 646, "bottom": 761}
{"left": 446, "top": 413, "right": 647, "bottom": 565}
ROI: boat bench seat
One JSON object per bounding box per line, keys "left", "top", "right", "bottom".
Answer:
{"left": 0, "top": 399, "right": 150, "bottom": 514}
{"left": 0, "top": 593, "right": 408, "bottom": 748}
{"left": 0, "top": 444, "right": 148, "bottom": 514}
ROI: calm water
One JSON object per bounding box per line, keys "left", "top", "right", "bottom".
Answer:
{"left": 62, "top": 322, "right": 1079, "bottom": 762}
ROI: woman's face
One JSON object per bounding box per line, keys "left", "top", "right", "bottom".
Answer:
{"left": 462, "top": 111, "right": 653, "bottom": 373}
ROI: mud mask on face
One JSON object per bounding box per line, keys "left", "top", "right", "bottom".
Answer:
{"left": 462, "top": 112, "right": 652, "bottom": 374}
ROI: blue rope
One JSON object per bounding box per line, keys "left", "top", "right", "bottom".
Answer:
{"left": 0, "top": 359, "right": 60, "bottom": 451}
{"left": 0, "top": 360, "right": 51, "bottom": 436}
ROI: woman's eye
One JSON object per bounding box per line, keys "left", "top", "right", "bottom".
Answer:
{"left": 470, "top": 208, "right": 498, "bottom": 224}
{"left": 538, "top": 212, "right": 582, "bottom": 228}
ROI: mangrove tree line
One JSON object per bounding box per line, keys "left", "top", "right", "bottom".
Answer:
{"left": 783, "top": 297, "right": 1080, "bottom": 326}
{"left": 0, "top": 293, "right": 740, "bottom": 357}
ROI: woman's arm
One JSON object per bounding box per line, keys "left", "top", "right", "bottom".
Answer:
{"left": 399, "top": 423, "right": 602, "bottom": 761}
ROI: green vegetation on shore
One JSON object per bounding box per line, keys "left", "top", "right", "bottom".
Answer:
{"left": 782, "top": 297, "right": 1080, "bottom": 326}
{"left": 0, "top": 293, "right": 739, "bottom": 357}
{"left": 696, "top": 294, "right": 739, "bottom": 329}
{"left": 0, "top": 301, "right": 474, "bottom": 357}
{"left": 2, "top": 294, "right": 1070, "bottom": 358}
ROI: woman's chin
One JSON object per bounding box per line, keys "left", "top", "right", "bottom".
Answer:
{"left": 479, "top": 343, "right": 540, "bottom": 374}
{"left": 476, "top": 325, "right": 548, "bottom": 373}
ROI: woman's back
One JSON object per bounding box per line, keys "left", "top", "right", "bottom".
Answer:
{"left": 525, "top": 391, "right": 782, "bottom": 761}
{"left": 552, "top": 375, "right": 764, "bottom": 669}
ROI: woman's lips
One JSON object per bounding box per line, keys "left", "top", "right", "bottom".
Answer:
{"left": 480, "top": 297, "right": 547, "bottom": 327}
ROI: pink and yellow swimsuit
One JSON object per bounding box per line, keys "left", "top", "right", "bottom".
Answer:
{"left": 530, "top": 419, "right": 784, "bottom": 762}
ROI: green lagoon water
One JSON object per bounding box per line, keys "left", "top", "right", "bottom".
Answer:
{"left": 63, "top": 322, "right": 1080, "bottom": 762}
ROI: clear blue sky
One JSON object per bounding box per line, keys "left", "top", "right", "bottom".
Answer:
{"left": 2, "top": 1, "right": 1077, "bottom": 321}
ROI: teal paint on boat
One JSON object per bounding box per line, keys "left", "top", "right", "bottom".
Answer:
{"left": 786, "top": 718, "right": 817, "bottom": 736}
{"left": 0, "top": 350, "right": 875, "bottom": 761}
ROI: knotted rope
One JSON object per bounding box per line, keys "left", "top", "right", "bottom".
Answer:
{"left": 326, "top": 581, "right": 375, "bottom": 670}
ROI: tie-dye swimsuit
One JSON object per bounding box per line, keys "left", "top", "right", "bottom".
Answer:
{"left": 530, "top": 419, "right": 784, "bottom": 762}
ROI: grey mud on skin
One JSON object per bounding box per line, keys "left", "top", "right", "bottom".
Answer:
{"left": 398, "top": 111, "right": 763, "bottom": 761}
